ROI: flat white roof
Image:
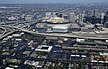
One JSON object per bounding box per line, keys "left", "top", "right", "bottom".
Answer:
{"left": 35, "top": 45, "right": 52, "bottom": 52}
{"left": 99, "top": 52, "right": 108, "bottom": 56}
{"left": 12, "top": 34, "right": 21, "bottom": 37}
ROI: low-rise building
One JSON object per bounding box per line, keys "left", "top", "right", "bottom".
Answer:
{"left": 35, "top": 45, "right": 52, "bottom": 52}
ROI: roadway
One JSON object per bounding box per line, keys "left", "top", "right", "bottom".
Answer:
{"left": 0, "top": 18, "right": 42, "bottom": 40}
{"left": 0, "top": 27, "right": 6, "bottom": 37}
{"left": 11, "top": 25, "right": 108, "bottom": 40}
{"left": 1, "top": 24, "right": 108, "bottom": 41}
{"left": 62, "top": 46, "right": 108, "bottom": 52}
{"left": 19, "top": 28, "right": 108, "bottom": 40}
{"left": 0, "top": 25, "right": 18, "bottom": 40}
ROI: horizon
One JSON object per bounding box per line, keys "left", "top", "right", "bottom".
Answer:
{"left": 0, "top": 0, "right": 108, "bottom": 4}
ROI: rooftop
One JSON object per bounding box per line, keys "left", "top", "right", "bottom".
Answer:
{"left": 47, "top": 17, "right": 69, "bottom": 23}
{"left": 35, "top": 45, "right": 52, "bottom": 52}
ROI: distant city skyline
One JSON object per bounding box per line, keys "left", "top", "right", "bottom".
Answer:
{"left": 0, "top": 0, "right": 108, "bottom": 4}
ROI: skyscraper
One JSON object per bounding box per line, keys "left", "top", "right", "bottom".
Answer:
{"left": 69, "top": 12, "right": 76, "bottom": 23}
{"left": 100, "top": 13, "right": 105, "bottom": 24}
{"left": 103, "top": 10, "right": 108, "bottom": 28}
{"left": 78, "top": 13, "right": 84, "bottom": 25}
{"left": 104, "top": 10, "right": 108, "bottom": 25}
{"left": 93, "top": 9, "right": 98, "bottom": 17}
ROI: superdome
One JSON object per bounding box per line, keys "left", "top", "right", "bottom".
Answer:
{"left": 46, "top": 17, "right": 70, "bottom": 33}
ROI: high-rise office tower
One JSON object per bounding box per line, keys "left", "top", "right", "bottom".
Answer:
{"left": 104, "top": 10, "right": 108, "bottom": 25}
{"left": 103, "top": 10, "right": 108, "bottom": 28}
{"left": 93, "top": 9, "right": 100, "bottom": 18}
{"left": 100, "top": 13, "right": 105, "bottom": 24}
{"left": 78, "top": 13, "right": 84, "bottom": 25}
{"left": 104, "top": 11, "right": 108, "bottom": 27}
{"left": 93, "top": 9, "right": 98, "bottom": 17}
{"left": 69, "top": 12, "right": 76, "bottom": 23}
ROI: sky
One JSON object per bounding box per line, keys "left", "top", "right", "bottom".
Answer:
{"left": 0, "top": 0, "right": 108, "bottom": 4}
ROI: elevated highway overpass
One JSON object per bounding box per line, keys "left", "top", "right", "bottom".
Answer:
{"left": 19, "top": 28, "right": 108, "bottom": 40}
{"left": 0, "top": 27, "right": 6, "bottom": 37}
{"left": 1, "top": 25, "right": 108, "bottom": 41}
{"left": 0, "top": 25, "right": 19, "bottom": 40}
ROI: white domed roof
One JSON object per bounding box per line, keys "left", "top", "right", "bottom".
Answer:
{"left": 8, "top": 16, "right": 16, "bottom": 21}
{"left": 47, "top": 17, "right": 65, "bottom": 23}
